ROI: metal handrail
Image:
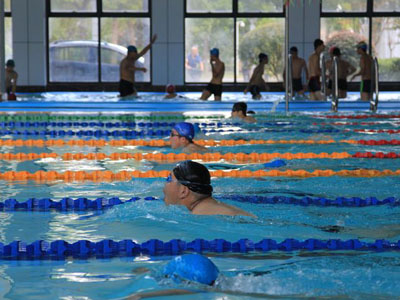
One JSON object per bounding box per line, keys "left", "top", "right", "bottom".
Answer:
{"left": 331, "top": 57, "right": 339, "bottom": 112}
{"left": 320, "top": 53, "right": 327, "bottom": 101}
{"left": 371, "top": 57, "right": 379, "bottom": 112}
{"left": 288, "top": 54, "right": 293, "bottom": 99}
{"left": 284, "top": 7, "right": 289, "bottom": 112}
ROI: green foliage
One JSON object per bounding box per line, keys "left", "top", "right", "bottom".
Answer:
{"left": 239, "top": 22, "right": 284, "bottom": 80}
{"left": 378, "top": 58, "right": 400, "bottom": 81}
{"left": 187, "top": 0, "right": 232, "bottom": 12}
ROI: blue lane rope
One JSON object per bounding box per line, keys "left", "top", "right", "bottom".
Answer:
{"left": 0, "top": 196, "right": 399, "bottom": 212}
{"left": 0, "top": 128, "right": 340, "bottom": 138}
{"left": 0, "top": 238, "right": 398, "bottom": 259}
{"left": 0, "top": 121, "right": 295, "bottom": 128}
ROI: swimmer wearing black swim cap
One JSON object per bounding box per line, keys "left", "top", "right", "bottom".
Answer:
{"left": 169, "top": 122, "right": 207, "bottom": 153}
{"left": 163, "top": 160, "right": 255, "bottom": 217}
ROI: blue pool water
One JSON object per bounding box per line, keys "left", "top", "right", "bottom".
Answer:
{"left": 0, "top": 110, "right": 399, "bottom": 299}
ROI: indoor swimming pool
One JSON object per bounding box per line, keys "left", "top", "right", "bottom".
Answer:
{"left": 0, "top": 110, "right": 399, "bottom": 299}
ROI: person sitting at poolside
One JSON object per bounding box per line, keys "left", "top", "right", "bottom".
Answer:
{"left": 119, "top": 34, "right": 157, "bottom": 98}
{"left": 170, "top": 122, "right": 207, "bottom": 153}
{"left": 164, "top": 84, "right": 178, "bottom": 99}
{"left": 244, "top": 53, "right": 269, "bottom": 100}
{"left": 200, "top": 48, "right": 225, "bottom": 101}
{"left": 163, "top": 160, "right": 255, "bottom": 217}
{"left": 231, "top": 102, "right": 256, "bottom": 124}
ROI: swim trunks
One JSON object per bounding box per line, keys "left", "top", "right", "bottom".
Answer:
{"left": 205, "top": 83, "right": 222, "bottom": 97}
{"left": 361, "top": 80, "right": 372, "bottom": 93}
{"left": 249, "top": 85, "right": 261, "bottom": 98}
{"left": 119, "top": 79, "right": 137, "bottom": 97}
{"left": 292, "top": 78, "right": 303, "bottom": 92}
{"left": 308, "top": 76, "right": 321, "bottom": 92}
{"left": 328, "top": 79, "right": 347, "bottom": 90}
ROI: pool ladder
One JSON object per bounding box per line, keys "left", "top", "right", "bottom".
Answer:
{"left": 331, "top": 57, "right": 339, "bottom": 112}
{"left": 320, "top": 53, "right": 327, "bottom": 101}
{"left": 371, "top": 57, "right": 379, "bottom": 112}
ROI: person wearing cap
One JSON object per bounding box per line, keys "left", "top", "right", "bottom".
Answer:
{"left": 200, "top": 48, "right": 225, "bottom": 101}
{"left": 350, "top": 42, "right": 373, "bottom": 101}
{"left": 283, "top": 46, "right": 309, "bottom": 97}
{"left": 231, "top": 102, "right": 256, "bottom": 123}
{"left": 164, "top": 84, "right": 178, "bottom": 99}
{"left": 170, "top": 122, "right": 207, "bottom": 153}
{"left": 2, "top": 59, "right": 18, "bottom": 101}
{"left": 163, "top": 160, "right": 255, "bottom": 217}
{"left": 307, "top": 39, "right": 325, "bottom": 100}
{"left": 119, "top": 34, "right": 157, "bottom": 97}
{"left": 244, "top": 53, "right": 269, "bottom": 100}
{"left": 326, "top": 47, "right": 356, "bottom": 99}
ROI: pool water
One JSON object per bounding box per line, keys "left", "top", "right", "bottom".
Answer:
{"left": 0, "top": 111, "right": 399, "bottom": 299}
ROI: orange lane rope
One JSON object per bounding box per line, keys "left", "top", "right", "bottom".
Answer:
{"left": 0, "top": 169, "right": 399, "bottom": 182}
{"left": 0, "top": 152, "right": 354, "bottom": 161}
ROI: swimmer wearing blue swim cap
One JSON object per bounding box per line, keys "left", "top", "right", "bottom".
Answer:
{"left": 200, "top": 48, "right": 225, "bottom": 101}
{"left": 163, "top": 160, "right": 255, "bottom": 217}
{"left": 170, "top": 122, "right": 207, "bottom": 153}
{"left": 351, "top": 41, "right": 373, "bottom": 101}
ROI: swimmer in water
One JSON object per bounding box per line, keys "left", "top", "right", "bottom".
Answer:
{"left": 163, "top": 160, "right": 255, "bottom": 217}
{"left": 231, "top": 102, "right": 256, "bottom": 123}
{"left": 170, "top": 122, "right": 207, "bottom": 153}
{"left": 164, "top": 84, "right": 178, "bottom": 99}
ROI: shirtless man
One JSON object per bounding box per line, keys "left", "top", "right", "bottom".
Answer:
{"left": 119, "top": 34, "right": 157, "bottom": 97}
{"left": 284, "top": 47, "right": 308, "bottom": 97}
{"left": 231, "top": 102, "right": 256, "bottom": 123}
{"left": 170, "top": 122, "right": 207, "bottom": 154}
{"left": 2, "top": 59, "right": 18, "bottom": 101}
{"left": 350, "top": 42, "right": 373, "bottom": 101}
{"left": 326, "top": 47, "right": 356, "bottom": 99}
{"left": 163, "top": 160, "right": 255, "bottom": 217}
{"left": 307, "top": 39, "right": 325, "bottom": 100}
{"left": 200, "top": 48, "right": 225, "bottom": 101}
{"left": 244, "top": 53, "right": 268, "bottom": 100}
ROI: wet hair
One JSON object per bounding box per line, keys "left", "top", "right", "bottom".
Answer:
{"left": 173, "top": 160, "right": 213, "bottom": 196}
{"left": 258, "top": 53, "right": 268, "bottom": 63}
{"left": 127, "top": 45, "right": 137, "bottom": 53}
{"left": 232, "top": 102, "right": 247, "bottom": 116}
{"left": 332, "top": 47, "right": 341, "bottom": 56}
{"left": 6, "top": 59, "right": 15, "bottom": 67}
{"left": 314, "top": 39, "right": 324, "bottom": 50}
{"left": 290, "top": 46, "right": 298, "bottom": 53}
{"left": 247, "top": 110, "right": 255, "bottom": 115}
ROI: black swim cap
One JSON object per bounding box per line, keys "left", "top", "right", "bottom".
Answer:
{"left": 258, "top": 53, "right": 268, "bottom": 63}
{"left": 173, "top": 160, "right": 213, "bottom": 196}
{"left": 232, "top": 102, "right": 247, "bottom": 115}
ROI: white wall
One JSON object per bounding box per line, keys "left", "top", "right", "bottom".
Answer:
{"left": 12, "top": 0, "right": 46, "bottom": 86}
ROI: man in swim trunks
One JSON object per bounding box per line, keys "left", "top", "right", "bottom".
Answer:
{"left": 350, "top": 42, "right": 373, "bottom": 101}
{"left": 163, "top": 160, "right": 255, "bottom": 217}
{"left": 170, "top": 122, "right": 207, "bottom": 153}
{"left": 307, "top": 39, "right": 325, "bottom": 100}
{"left": 326, "top": 47, "right": 356, "bottom": 99}
{"left": 284, "top": 47, "right": 308, "bottom": 97}
{"left": 119, "top": 34, "right": 157, "bottom": 97}
{"left": 244, "top": 53, "right": 269, "bottom": 100}
{"left": 231, "top": 102, "right": 256, "bottom": 123}
{"left": 200, "top": 48, "right": 225, "bottom": 101}
{"left": 2, "top": 59, "right": 18, "bottom": 101}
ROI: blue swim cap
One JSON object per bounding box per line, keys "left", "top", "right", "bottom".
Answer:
{"left": 357, "top": 42, "right": 367, "bottom": 52}
{"left": 264, "top": 159, "right": 286, "bottom": 168}
{"left": 210, "top": 48, "right": 219, "bottom": 57}
{"left": 127, "top": 45, "right": 137, "bottom": 53}
{"left": 163, "top": 254, "right": 219, "bottom": 285}
{"left": 173, "top": 122, "right": 195, "bottom": 141}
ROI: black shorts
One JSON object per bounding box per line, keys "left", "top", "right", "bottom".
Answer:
{"left": 119, "top": 80, "right": 136, "bottom": 97}
{"left": 328, "top": 79, "right": 347, "bottom": 90}
{"left": 308, "top": 77, "right": 321, "bottom": 92}
{"left": 206, "top": 83, "right": 222, "bottom": 97}
{"left": 249, "top": 85, "right": 261, "bottom": 97}
{"left": 361, "top": 80, "right": 372, "bottom": 93}
{"left": 292, "top": 79, "right": 303, "bottom": 92}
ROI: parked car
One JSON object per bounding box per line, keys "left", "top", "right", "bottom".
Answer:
{"left": 49, "top": 40, "right": 147, "bottom": 82}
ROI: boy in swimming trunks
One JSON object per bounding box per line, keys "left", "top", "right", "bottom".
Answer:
{"left": 231, "top": 102, "right": 256, "bottom": 123}
{"left": 326, "top": 47, "right": 356, "bottom": 99}
{"left": 119, "top": 34, "right": 157, "bottom": 98}
{"left": 307, "top": 39, "right": 325, "bottom": 100}
{"left": 170, "top": 122, "right": 207, "bottom": 153}
{"left": 244, "top": 53, "right": 268, "bottom": 100}
{"left": 284, "top": 47, "right": 308, "bottom": 97}
{"left": 350, "top": 42, "right": 373, "bottom": 101}
{"left": 163, "top": 160, "right": 255, "bottom": 217}
{"left": 200, "top": 48, "right": 225, "bottom": 101}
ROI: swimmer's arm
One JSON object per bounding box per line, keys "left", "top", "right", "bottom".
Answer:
{"left": 347, "top": 62, "right": 356, "bottom": 76}
{"left": 302, "top": 59, "right": 309, "bottom": 80}
{"left": 351, "top": 57, "right": 364, "bottom": 80}
{"left": 136, "top": 34, "right": 157, "bottom": 58}
{"left": 125, "top": 289, "right": 195, "bottom": 299}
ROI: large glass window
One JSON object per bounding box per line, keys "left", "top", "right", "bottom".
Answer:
{"left": 322, "top": 0, "right": 367, "bottom": 12}
{"left": 185, "top": 0, "right": 284, "bottom": 83}
{"left": 4, "top": 0, "right": 12, "bottom": 61}
{"left": 47, "top": 0, "right": 150, "bottom": 83}
{"left": 5, "top": 0, "right": 10, "bottom": 11}
{"left": 374, "top": 0, "right": 400, "bottom": 12}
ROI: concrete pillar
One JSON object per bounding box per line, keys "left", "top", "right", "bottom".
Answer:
{"left": 12, "top": 0, "right": 46, "bottom": 87}
{"left": 151, "top": 0, "right": 184, "bottom": 86}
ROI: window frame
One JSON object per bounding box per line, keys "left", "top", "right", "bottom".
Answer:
{"left": 184, "top": 0, "right": 285, "bottom": 84}
{"left": 320, "top": 0, "right": 400, "bottom": 84}
{"left": 45, "top": 0, "right": 152, "bottom": 84}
